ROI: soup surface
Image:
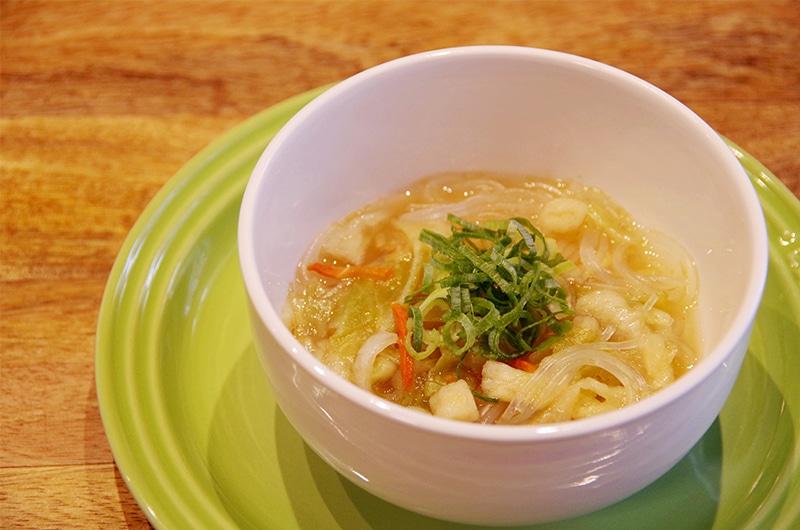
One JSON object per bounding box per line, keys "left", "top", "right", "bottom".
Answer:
{"left": 283, "top": 173, "right": 699, "bottom": 424}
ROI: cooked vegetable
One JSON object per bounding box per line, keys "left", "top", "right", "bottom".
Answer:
{"left": 308, "top": 262, "right": 395, "bottom": 281}
{"left": 508, "top": 358, "right": 538, "bottom": 373}
{"left": 352, "top": 331, "right": 398, "bottom": 390}
{"left": 284, "top": 173, "right": 700, "bottom": 424}
{"left": 402, "top": 214, "right": 574, "bottom": 362}
{"left": 391, "top": 302, "right": 415, "bottom": 392}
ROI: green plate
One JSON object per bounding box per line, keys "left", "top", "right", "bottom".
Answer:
{"left": 96, "top": 86, "right": 800, "bottom": 530}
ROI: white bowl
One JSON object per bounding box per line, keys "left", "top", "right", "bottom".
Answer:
{"left": 238, "top": 46, "right": 767, "bottom": 525}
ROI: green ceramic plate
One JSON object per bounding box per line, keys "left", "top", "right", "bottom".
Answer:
{"left": 96, "top": 86, "right": 800, "bottom": 530}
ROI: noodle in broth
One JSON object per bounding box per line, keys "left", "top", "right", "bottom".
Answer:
{"left": 283, "top": 173, "right": 699, "bottom": 424}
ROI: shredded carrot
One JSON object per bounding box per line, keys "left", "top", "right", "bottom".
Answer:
{"left": 307, "top": 262, "right": 394, "bottom": 281}
{"left": 391, "top": 302, "right": 414, "bottom": 392}
{"left": 508, "top": 358, "right": 538, "bottom": 373}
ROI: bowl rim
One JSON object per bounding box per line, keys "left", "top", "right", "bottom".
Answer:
{"left": 238, "top": 45, "right": 769, "bottom": 443}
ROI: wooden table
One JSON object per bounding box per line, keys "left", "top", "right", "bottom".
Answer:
{"left": 2, "top": 1, "right": 798, "bottom": 527}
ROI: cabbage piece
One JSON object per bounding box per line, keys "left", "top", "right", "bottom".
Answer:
{"left": 329, "top": 280, "right": 384, "bottom": 372}
{"left": 318, "top": 210, "right": 388, "bottom": 265}
{"left": 352, "top": 332, "right": 398, "bottom": 389}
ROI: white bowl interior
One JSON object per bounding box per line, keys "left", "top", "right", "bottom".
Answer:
{"left": 242, "top": 47, "right": 765, "bottom": 383}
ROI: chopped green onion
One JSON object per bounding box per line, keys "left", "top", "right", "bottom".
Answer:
{"left": 404, "top": 214, "right": 574, "bottom": 361}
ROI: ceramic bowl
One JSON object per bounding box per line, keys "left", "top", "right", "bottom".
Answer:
{"left": 238, "top": 46, "right": 767, "bottom": 525}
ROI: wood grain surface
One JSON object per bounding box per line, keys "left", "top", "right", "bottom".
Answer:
{"left": 1, "top": 1, "right": 798, "bottom": 528}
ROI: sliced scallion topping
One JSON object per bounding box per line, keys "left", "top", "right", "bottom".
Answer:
{"left": 404, "top": 214, "right": 574, "bottom": 361}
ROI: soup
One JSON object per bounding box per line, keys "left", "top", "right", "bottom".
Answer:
{"left": 283, "top": 173, "right": 699, "bottom": 424}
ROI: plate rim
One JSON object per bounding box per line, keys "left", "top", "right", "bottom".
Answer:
{"left": 95, "top": 86, "right": 800, "bottom": 529}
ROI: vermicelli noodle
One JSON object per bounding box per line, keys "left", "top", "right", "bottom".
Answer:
{"left": 283, "top": 173, "right": 700, "bottom": 424}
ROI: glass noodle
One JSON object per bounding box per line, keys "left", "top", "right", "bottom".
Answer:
{"left": 283, "top": 173, "right": 699, "bottom": 425}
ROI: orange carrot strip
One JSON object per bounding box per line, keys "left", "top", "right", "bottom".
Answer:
{"left": 307, "top": 262, "right": 394, "bottom": 281}
{"left": 391, "top": 302, "right": 414, "bottom": 392}
{"left": 307, "top": 262, "right": 341, "bottom": 278}
{"left": 509, "top": 358, "right": 538, "bottom": 373}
